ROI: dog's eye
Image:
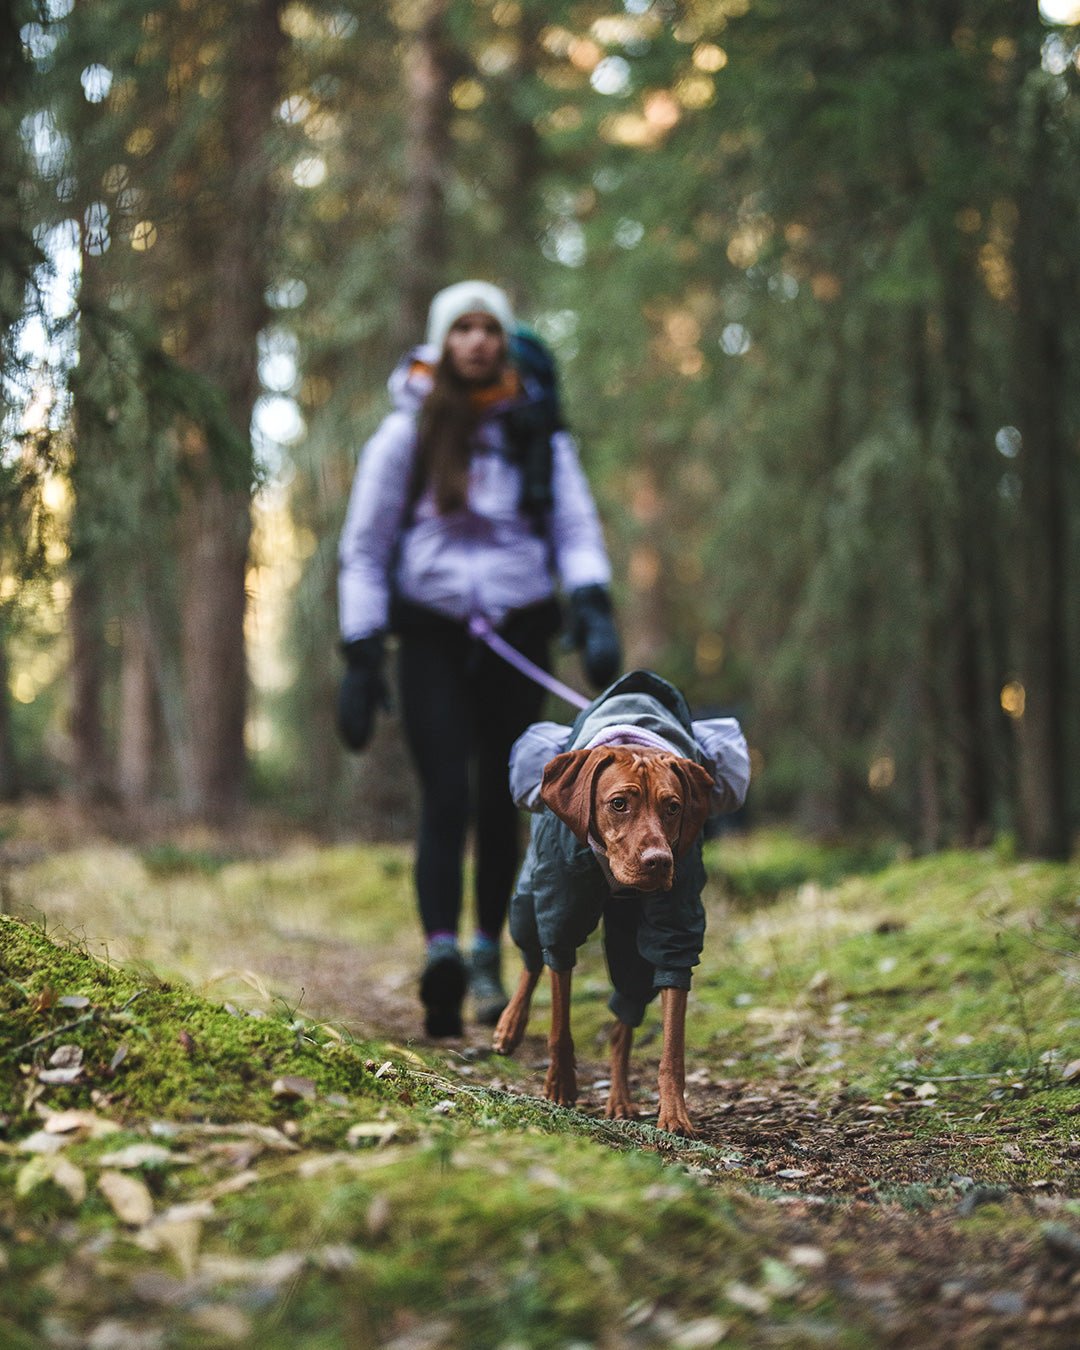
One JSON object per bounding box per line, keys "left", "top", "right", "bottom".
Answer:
{"left": 665, "top": 799, "right": 682, "bottom": 815}
{"left": 609, "top": 797, "right": 628, "bottom": 812}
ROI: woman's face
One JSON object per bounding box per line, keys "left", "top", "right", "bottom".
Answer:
{"left": 444, "top": 311, "right": 506, "bottom": 384}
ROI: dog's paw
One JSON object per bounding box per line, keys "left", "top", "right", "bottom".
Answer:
{"left": 544, "top": 1059, "right": 578, "bottom": 1107}
{"left": 656, "top": 1103, "right": 698, "bottom": 1138}
{"left": 604, "top": 1096, "right": 638, "bottom": 1122}
{"left": 492, "top": 1006, "right": 526, "bottom": 1056}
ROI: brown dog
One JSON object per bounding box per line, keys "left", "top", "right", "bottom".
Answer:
{"left": 494, "top": 744, "right": 713, "bottom": 1135}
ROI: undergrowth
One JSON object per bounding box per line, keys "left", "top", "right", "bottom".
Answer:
{"left": 2, "top": 823, "right": 1080, "bottom": 1348}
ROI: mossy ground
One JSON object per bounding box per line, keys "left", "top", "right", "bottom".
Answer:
{"left": 2, "top": 811, "right": 1080, "bottom": 1347}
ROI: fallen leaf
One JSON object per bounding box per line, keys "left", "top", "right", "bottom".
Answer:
{"left": 49, "top": 1044, "right": 84, "bottom": 1069}
{"left": 97, "top": 1143, "right": 186, "bottom": 1169}
{"left": 914, "top": 1082, "right": 939, "bottom": 1099}
{"left": 188, "top": 1304, "right": 252, "bottom": 1343}
{"left": 671, "top": 1315, "right": 730, "bottom": 1348}
{"left": 347, "top": 1122, "right": 399, "bottom": 1147}
{"left": 42, "top": 1110, "right": 121, "bottom": 1138}
{"left": 725, "top": 1281, "right": 770, "bottom": 1314}
{"left": 137, "top": 1215, "right": 204, "bottom": 1277}
{"left": 1061, "top": 1059, "right": 1080, "bottom": 1082}
{"left": 52, "top": 1157, "right": 87, "bottom": 1204}
{"left": 57, "top": 995, "right": 91, "bottom": 1009}
{"left": 761, "top": 1256, "right": 803, "bottom": 1296}
{"left": 99, "top": 1169, "right": 155, "bottom": 1225}
{"left": 271, "top": 1075, "right": 318, "bottom": 1102}
{"left": 788, "top": 1244, "right": 827, "bottom": 1268}
{"left": 16, "top": 1155, "right": 56, "bottom": 1197}
{"left": 37, "top": 1066, "right": 83, "bottom": 1084}
{"left": 19, "top": 1129, "right": 67, "bottom": 1154}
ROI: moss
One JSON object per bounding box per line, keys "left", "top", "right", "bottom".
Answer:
{"left": 0, "top": 915, "right": 394, "bottom": 1135}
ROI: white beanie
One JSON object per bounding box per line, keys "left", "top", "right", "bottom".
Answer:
{"left": 425, "top": 280, "right": 516, "bottom": 351}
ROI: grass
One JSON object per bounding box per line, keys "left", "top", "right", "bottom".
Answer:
{"left": 2, "top": 818, "right": 1080, "bottom": 1346}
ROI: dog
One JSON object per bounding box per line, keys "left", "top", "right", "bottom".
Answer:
{"left": 494, "top": 670, "right": 749, "bottom": 1136}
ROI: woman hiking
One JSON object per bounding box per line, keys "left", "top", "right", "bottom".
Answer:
{"left": 337, "top": 280, "right": 620, "bottom": 1037}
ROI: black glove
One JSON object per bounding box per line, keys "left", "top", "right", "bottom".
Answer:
{"left": 567, "top": 585, "right": 621, "bottom": 690}
{"left": 337, "top": 634, "right": 390, "bottom": 752}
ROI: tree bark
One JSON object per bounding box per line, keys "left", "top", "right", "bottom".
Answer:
{"left": 395, "top": 0, "right": 454, "bottom": 346}
{"left": 1010, "top": 81, "right": 1072, "bottom": 860}
{"left": 177, "top": 0, "right": 283, "bottom": 819}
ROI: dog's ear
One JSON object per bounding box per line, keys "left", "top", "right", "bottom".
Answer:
{"left": 540, "top": 747, "right": 613, "bottom": 845}
{"left": 672, "top": 759, "right": 714, "bottom": 860}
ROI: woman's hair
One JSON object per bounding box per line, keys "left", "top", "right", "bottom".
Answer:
{"left": 411, "top": 352, "right": 477, "bottom": 515}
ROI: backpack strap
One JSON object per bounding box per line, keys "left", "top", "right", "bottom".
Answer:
{"left": 503, "top": 328, "right": 565, "bottom": 533}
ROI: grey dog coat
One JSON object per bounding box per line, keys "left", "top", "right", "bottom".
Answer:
{"left": 508, "top": 671, "right": 712, "bottom": 1028}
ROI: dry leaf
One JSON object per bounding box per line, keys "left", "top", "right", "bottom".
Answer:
{"left": 137, "top": 1216, "right": 203, "bottom": 1277}
{"left": 18, "top": 1129, "right": 67, "bottom": 1154}
{"left": 347, "top": 1121, "right": 399, "bottom": 1146}
{"left": 52, "top": 1157, "right": 87, "bottom": 1204}
{"left": 15, "top": 1155, "right": 55, "bottom": 1197}
{"left": 97, "top": 1143, "right": 184, "bottom": 1169}
{"left": 99, "top": 1169, "right": 155, "bottom": 1225}
{"left": 49, "top": 1044, "right": 84, "bottom": 1069}
{"left": 43, "top": 1109, "right": 121, "bottom": 1138}
{"left": 37, "top": 1066, "right": 83, "bottom": 1084}
{"left": 271, "top": 1076, "right": 318, "bottom": 1102}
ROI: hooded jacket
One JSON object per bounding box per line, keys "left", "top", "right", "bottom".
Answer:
{"left": 508, "top": 671, "right": 748, "bottom": 1027}
{"left": 338, "top": 345, "right": 611, "bottom": 642}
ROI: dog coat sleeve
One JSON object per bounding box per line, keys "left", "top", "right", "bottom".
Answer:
{"left": 637, "top": 843, "right": 708, "bottom": 988}
{"left": 691, "top": 717, "right": 751, "bottom": 815}
{"left": 509, "top": 721, "right": 571, "bottom": 810}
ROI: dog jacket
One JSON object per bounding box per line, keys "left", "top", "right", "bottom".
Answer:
{"left": 508, "top": 671, "right": 749, "bottom": 1027}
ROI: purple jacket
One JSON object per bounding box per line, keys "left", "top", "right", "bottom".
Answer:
{"left": 338, "top": 346, "right": 612, "bottom": 642}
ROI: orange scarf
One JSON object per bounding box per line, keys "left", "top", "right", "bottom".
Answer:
{"left": 409, "top": 360, "right": 523, "bottom": 413}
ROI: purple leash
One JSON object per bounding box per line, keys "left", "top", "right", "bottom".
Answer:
{"left": 468, "top": 613, "right": 590, "bottom": 711}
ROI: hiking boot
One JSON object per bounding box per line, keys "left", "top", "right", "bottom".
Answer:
{"left": 420, "top": 938, "right": 467, "bottom": 1038}
{"left": 469, "top": 942, "right": 508, "bottom": 1026}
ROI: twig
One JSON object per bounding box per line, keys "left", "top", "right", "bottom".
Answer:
{"left": 12, "top": 1010, "right": 97, "bottom": 1056}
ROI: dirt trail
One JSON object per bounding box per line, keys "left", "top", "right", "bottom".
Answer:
{"left": 248, "top": 936, "right": 1080, "bottom": 1347}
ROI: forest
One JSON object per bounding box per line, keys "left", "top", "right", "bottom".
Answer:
{"left": 2, "top": 0, "right": 1080, "bottom": 859}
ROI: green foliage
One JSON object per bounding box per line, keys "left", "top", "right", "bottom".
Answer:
{"left": 4, "top": 0, "right": 1080, "bottom": 846}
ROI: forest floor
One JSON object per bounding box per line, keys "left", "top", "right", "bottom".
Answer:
{"left": 3, "top": 801, "right": 1080, "bottom": 1348}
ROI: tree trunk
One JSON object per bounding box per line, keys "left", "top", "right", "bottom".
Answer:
{"left": 117, "top": 616, "right": 159, "bottom": 807}
{"left": 68, "top": 570, "right": 111, "bottom": 802}
{"left": 1010, "top": 83, "right": 1072, "bottom": 860}
{"left": 936, "top": 268, "right": 998, "bottom": 845}
{"left": 908, "top": 307, "right": 943, "bottom": 852}
{"left": 177, "top": 0, "right": 283, "bottom": 819}
{"left": 395, "top": 0, "right": 454, "bottom": 346}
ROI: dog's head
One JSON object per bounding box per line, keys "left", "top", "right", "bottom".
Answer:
{"left": 539, "top": 745, "right": 713, "bottom": 892}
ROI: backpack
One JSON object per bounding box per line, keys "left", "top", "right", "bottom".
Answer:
{"left": 505, "top": 326, "right": 564, "bottom": 530}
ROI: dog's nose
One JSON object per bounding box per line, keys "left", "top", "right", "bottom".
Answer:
{"left": 640, "top": 846, "right": 673, "bottom": 874}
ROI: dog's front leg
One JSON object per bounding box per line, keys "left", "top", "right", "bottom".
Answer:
{"left": 493, "top": 967, "right": 541, "bottom": 1055}
{"left": 543, "top": 968, "right": 577, "bottom": 1107}
{"left": 605, "top": 1019, "right": 637, "bottom": 1120}
{"left": 656, "top": 986, "right": 697, "bottom": 1137}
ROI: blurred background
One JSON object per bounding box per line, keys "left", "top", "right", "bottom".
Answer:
{"left": 2, "top": 0, "right": 1078, "bottom": 859}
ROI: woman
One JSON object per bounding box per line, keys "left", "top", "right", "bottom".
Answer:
{"left": 337, "top": 280, "right": 620, "bottom": 1038}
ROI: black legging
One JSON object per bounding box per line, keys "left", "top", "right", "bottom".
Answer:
{"left": 396, "top": 603, "right": 556, "bottom": 942}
